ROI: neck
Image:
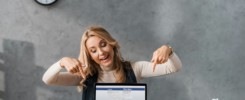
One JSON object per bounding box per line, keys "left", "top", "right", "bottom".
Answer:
{"left": 100, "top": 64, "right": 114, "bottom": 72}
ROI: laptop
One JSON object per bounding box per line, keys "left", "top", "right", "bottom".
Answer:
{"left": 94, "top": 83, "right": 147, "bottom": 100}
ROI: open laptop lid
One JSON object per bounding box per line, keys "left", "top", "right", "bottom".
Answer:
{"left": 94, "top": 83, "right": 147, "bottom": 100}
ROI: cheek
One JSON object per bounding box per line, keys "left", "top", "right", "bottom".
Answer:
{"left": 90, "top": 53, "right": 99, "bottom": 62}
{"left": 109, "top": 47, "right": 115, "bottom": 57}
{"left": 105, "top": 45, "right": 114, "bottom": 52}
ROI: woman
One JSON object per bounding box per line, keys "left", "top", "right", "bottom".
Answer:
{"left": 42, "top": 26, "right": 182, "bottom": 100}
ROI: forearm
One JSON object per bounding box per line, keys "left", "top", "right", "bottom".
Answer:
{"left": 133, "top": 53, "right": 182, "bottom": 79}
{"left": 42, "top": 60, "right": 81, "bottom": 86}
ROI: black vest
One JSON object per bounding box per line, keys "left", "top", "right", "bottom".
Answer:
{"left": 82, "top": 62, "right": 137, "bottom": 100}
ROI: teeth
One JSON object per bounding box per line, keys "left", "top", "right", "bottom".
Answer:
{"left": 101, "top": 55, "right": 108, "bottom": 60}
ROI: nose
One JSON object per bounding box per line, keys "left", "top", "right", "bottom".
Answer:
{"left": 98, "top": 48, "right": 105, "bottom": 55}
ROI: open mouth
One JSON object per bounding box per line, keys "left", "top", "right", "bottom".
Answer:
{"left": 100, "top": 55, "right": 110, "bottom": 63}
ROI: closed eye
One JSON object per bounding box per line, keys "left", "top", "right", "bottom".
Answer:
{"left": 100, "top": 41, "right": 107, "bottom": 47}
{"left": 90, "top": 49, "right": 96, "bottom": 53}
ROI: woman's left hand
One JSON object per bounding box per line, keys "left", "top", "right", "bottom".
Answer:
{"left": 151, "top": 45, "right": 172, "bottom": 72}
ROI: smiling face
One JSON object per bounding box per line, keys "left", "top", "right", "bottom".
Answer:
{"left": 86, "top": 36, "right": 115, "bottom": 71}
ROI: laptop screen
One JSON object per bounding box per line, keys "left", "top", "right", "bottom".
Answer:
{"left": 95, "top": 83, "right": 147, "bottom": 100}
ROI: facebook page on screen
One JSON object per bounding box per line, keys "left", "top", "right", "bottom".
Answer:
{"left": 95, "top": 85, "right": 145, "bottom": 100}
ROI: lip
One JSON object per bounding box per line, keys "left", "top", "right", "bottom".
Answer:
{"left": 100, "top": 55, "right": 111, "bottom": 63}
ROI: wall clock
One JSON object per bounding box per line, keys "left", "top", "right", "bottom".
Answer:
{"left": 34, "top": 0, "right": 58, "bottom": 6}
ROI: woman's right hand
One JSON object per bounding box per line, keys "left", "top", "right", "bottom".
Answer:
{"left": 60, "top": 57, "right": 85, "bottom": 78}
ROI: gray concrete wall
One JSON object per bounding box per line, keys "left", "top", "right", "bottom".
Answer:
{"left": 0, "top": 0, "right": 245, "bottom": 100}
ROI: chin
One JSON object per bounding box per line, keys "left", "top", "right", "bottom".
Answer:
{"left": 101, "top": 61, "right": 113, "bottom": 68}
{"left": 104, "top": 62, "right": 113, "bottom": 67}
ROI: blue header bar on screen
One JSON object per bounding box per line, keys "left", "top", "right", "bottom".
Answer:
{"left": 96, "top": 88, "right": 145, "bottom": 91}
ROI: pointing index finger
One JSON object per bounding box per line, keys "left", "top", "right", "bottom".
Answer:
{"left": 152, "top": 60, "right": 157, "bottom": 72}
{"left": 78, "top": 62, "right": 86, "bottom": 79}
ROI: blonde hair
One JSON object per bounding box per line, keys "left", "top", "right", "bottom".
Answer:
{"left": 78, "top": 26, "right": 126, "bottom": 89}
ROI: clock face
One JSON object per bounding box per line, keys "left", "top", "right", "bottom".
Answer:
{"left": 35, "top": 0, "right": 57, "bottom": 5}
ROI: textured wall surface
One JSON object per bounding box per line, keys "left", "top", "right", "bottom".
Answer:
{"left": 0, "top": 0, "right": 245, "bottom": 100}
